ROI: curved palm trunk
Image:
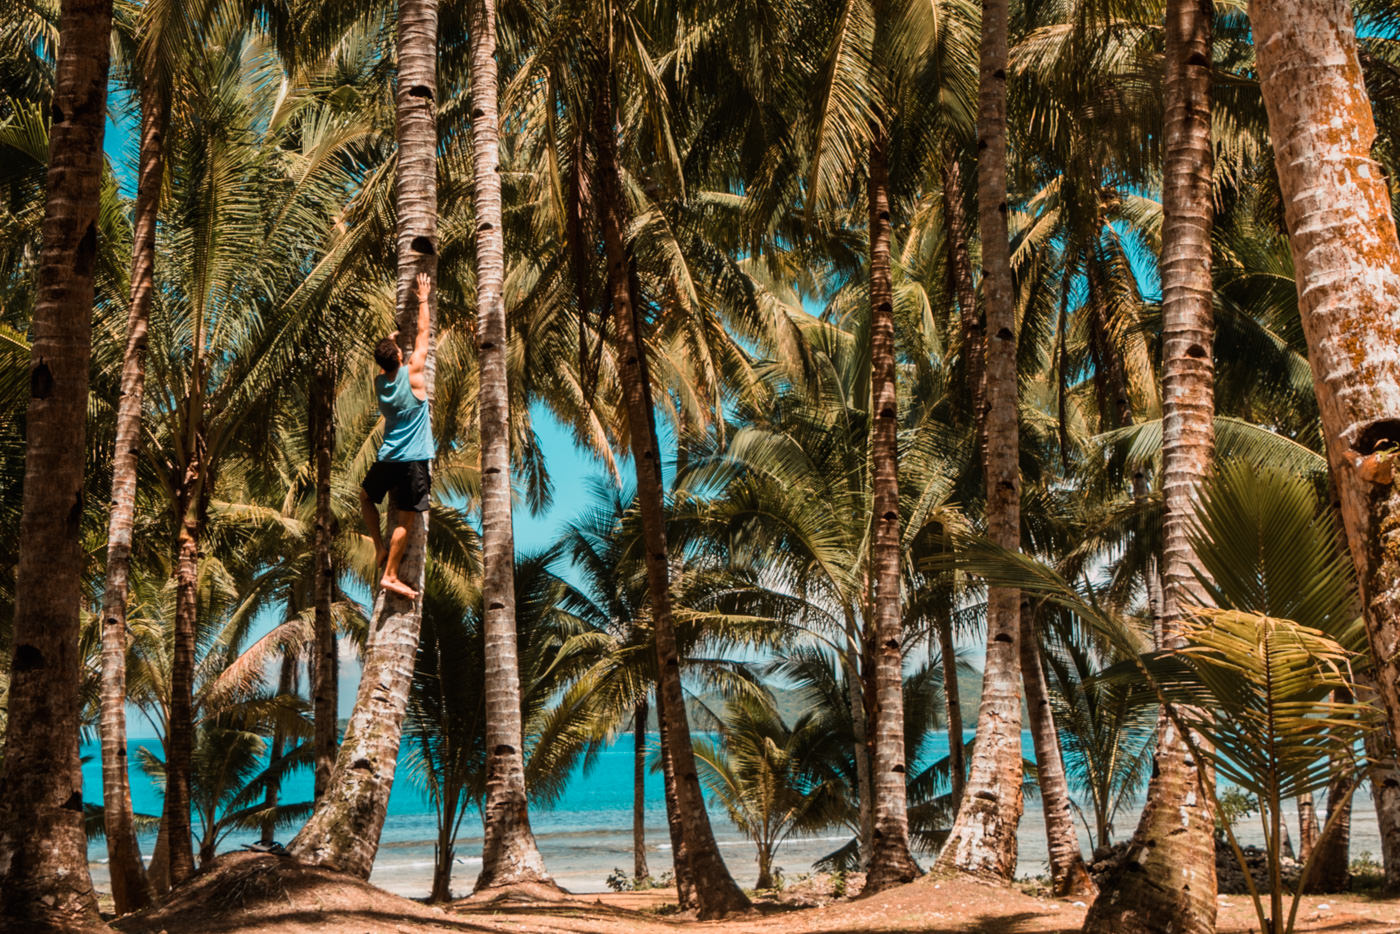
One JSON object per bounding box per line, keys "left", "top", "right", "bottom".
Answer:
{"left": 1018, "top": 605, "right": 1095, "bottom": 897}
{"left": 654, "top": 679, "right": 695, "bottom": 906}
{"left": 470, "top": 0, "right": 550, "bottom": 890}
{"left": 289, "top": 0, "right": 438, "bottom": 877}
{"left": 863, "top": 131, "right": 919, "bottom": 892}
{"left": 936, "top": 0, "right": 1024, "bottom": 878}
{"left": 0, "top": 2, "right": 113, "bottom": 928}
{"left": 1083, "top": 1, "right": 1218, "bottom": 930}
{"left": 311, "top": 364, "right": 338, "bottom": 802}
{"left": 98, "top": 71, "right": 166, "bottom": 916}
{"left": 1248, "top": 0, "right": 1400, "bottom": 752}
{"left": 633, "top": 699, "right": 650, "bottom": 880}
{"left": 595, "top": 74, "right": 748, "bottom": 920}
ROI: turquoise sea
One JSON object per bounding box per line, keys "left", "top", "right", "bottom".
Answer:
{"left": 80, "top": 730, "right": 1382, "bottom": 897}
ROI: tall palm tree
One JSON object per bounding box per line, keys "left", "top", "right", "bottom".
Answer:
{"left": 591, "top": 27, "right": 751, "bottom": 917}
{"left": 936, "top": 0, "right": 1024, "bottom": 879}
{"left": 0, "top": 0, "right": 114, "bottom": 927}
{"left": 290, "top": 0, "right": 441, "bottom": 877}
{"left": 468, "top": 0, "right": 551, "bottom": 888}
{"left": 1248, "top": 0, "right": 1400, "bottom": 750}
{"left": 1083, "top": 0, "right": 1219, "bottom": 927}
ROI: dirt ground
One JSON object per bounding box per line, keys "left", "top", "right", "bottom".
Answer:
{"left": 112, "top": 852, "right": 1400, "bottom": 934}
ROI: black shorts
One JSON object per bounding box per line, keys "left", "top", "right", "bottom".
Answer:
{"left": 361, "top": 459, "right": 431, "bottom": 512}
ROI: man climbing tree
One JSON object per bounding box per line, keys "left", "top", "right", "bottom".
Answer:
{"left": 360, "top": 272, "right": 435, "bottom": 600}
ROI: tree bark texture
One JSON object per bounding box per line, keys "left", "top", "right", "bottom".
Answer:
{"left": 289, "top": 0, "right": 438, "bottom": 876}
{"left": 594, "top": 72, "right": 749, "bottom": 919}
{"left": 1249, "top": 0, "right": 1400, "bottom": 751}
{"left": 1083, "top": 0, "right": 1219, "bottom": 930}
{"left": 1363, "top": 726, "right": 1400, "bottom": 892}
{"left": 654, "top": 679, "right": 695, "bottom": 906}
{"left": 0, "top": 1, "right": 113, "bottom": 928}
{"left": 167, "top": 500, "right": 201, "bottom": 884}
{"left": 1018, "top": 606, "right": 1095, "bottom": 897}
{"left": 311, "top": 363, "right": 338, "bottom": 802}
{"left": 862, "top": 131, "right": 919, "bottom": 893}
{"left": 98, "top": 68, "right": 165, "bottom": 918}
{"left": 936, "top": 0, "right": 1024, "bottom": 878}
{"left": 470, "top": 0, "right": 551, "bottom": 890}
{"left": 942, "top": 157, "right": 983, "bottom": 432}
{"left": 1298, "top": 791, "right": 1320, "bottom": 863}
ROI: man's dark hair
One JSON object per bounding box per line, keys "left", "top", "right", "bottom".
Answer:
{"left": 374, "top": 336, "right": 400, "bottom": 372}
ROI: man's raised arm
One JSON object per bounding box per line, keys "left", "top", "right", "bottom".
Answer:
{"left": 408, "top": 272, "right": 431, "bottom": 398}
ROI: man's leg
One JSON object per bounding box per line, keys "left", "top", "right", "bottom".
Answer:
{"left": 360, "top": 488, "right": 388, "bottom": 568}
{"left": 380, "top": 507, "right": 418, "bottom": 599}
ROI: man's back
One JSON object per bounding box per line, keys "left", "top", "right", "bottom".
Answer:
{"left": 375, "top": 368, "right": 434, "bottom": 462}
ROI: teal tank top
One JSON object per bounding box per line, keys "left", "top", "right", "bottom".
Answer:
{"left": 375, "top": 368, "right": 435, "bottom": 462}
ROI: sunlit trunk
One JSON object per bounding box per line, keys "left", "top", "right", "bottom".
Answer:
{"left": 863, "top": 130, "right": 919, "bottom": 892}
{"left": 470, "top": 0, "right": 551, "bottom": 890}
{"left": 1083, "top": 0, "right": 1218, "bottom": 929}
{"left": 1249, "top": 0, "right": 1400, "bottom": 751}
{"left": 936, "top": 0, "right": 1024, "bottom": 877}
{"left": 289, "top": 0, "right": 438, "bottom": 877}
{"left": 0, "top": 1, "right": 114, "bottom": 926}
{"left": 1018, "top": 605, "right": 1095, "bottom": 897}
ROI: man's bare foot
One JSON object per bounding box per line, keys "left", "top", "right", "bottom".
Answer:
{"left": 380, "top": 575, "right": 418, "bottom": 599}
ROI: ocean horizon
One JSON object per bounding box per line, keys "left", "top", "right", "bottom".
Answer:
{"left": 82, "top": 730, "right": 1384, "bottom": 898}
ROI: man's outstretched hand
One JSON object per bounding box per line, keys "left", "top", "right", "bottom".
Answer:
{"left": 416, "top": 272, "right": 431, "bottom": 305}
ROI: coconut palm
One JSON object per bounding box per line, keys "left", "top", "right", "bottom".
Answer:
{"left": 290, "top": 0, "right": 442, "bottom": 877}
{"left": 405, "top": 552, "right": 602, "bottom": 901}
{"left": 693, "top": 696, "right": 850, "bottom": 889}
{"left": 0, "top": 0, "right": 115, "bottom": 927}
{"left": 1248, "top": 0, "right": 1400, "bottom": 755}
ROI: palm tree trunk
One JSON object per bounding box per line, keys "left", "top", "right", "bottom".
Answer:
{"left": 1083, "top": 1, "right": 1218, "bottom": 930}
{"left": 1248, "top": 0, "right": 1400, "bottom": 750}
{"left": 863, "top": 130, "right": 919, "bottom": 892}
{"left": 1018, "top": 604, "right": 1095, "bottom": 897}
{"left": 1363, "top": 723, "right": 1400, "bottom": 892}
{"left": 260, "top": 651, "right": 298, "bottom": 845}
{"left": 1298, "top": 792, "right": 1319, "bottom": 863}
{"left": 311, "top": 363, "right": 338, "bottom": 803}
{"left": 654, "top": 678, "right": 695, "bottom": 906}
{"left": 936, "top": 0, "right": 1024, "bottom": 878}
{"left": 289, "top": 0, "right": 438, "bottom": 877}
{"left": 934, "top": 597, "right": 964, "bottom": 811}
{"left": 469, "top": 0, "right": 551, "bottom": 891}
{"left": 633, "top": 699, "right": 650, "bottom": 880}
{"left": 0, "top": 2, "right": 113, "bottom": 927}
{"left": 1308, "top": 770, "right": 1353, "bottom": 893}
{"left": 845, "top": 643, "right": 874, "bottom": 861}
{"left": 431, "top": 795, "right": 458, "bottom": 902}
{"left": 96, "top": 67, "right": 164, "bottom": 917}
{"left": 167, "top": 497, "right": 202, "bottom": 885}
{"left": 1309, "top": 687, "right": 1355, "bottom": 893}
{"left": 594, "top": 68, "right": 749, "bottom": 920}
